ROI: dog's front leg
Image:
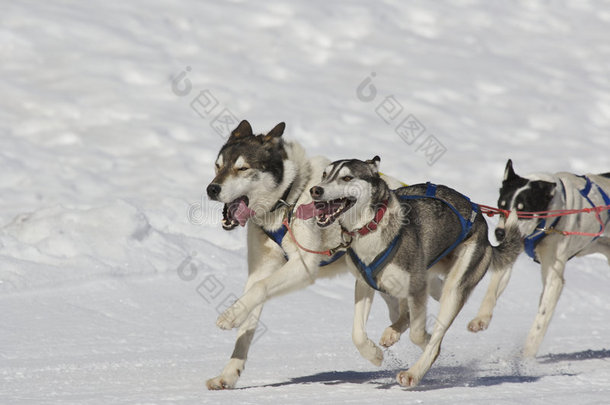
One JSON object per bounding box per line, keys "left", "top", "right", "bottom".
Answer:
{"left": 468, "top": 266, "right": 514, "bottom": 332}
{"left": 523, "top": 254, "right": 566, "bottom": 357}
{"left": 217, "top": 254, "right": 321, "bottom": 330}
{"left": 207, "top": 303, "right": 264, "bottom": 390}
{"left": 208, "top": 225, "right": 284, "bottom": 389}
{"left": 352, "top": 279, "right": 384, "bottom": 366}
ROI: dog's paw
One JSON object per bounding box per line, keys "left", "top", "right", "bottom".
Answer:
{"left": 206, "top": 374, "right": 237, "bottom": 390}
{"left": 216, "top": 315, "right": 233, "bottom": 330}
{"left": 467, "top": 315, "right": 491, "bottom": 333}
{"left": 396, "top": 370, "right": 420, "bottom": 388}
{"left": 379, "top": 326, "right": 401, "bottom": 348}
{"left": 216, "top": 302, "right": 249, "bottom": 330}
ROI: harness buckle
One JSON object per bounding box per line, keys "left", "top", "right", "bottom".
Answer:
{"left": 329, "top": 241, "right": 350, "bottom": 256}
{"left": 535, "top": 226, "right": 562, "bottom": 235}
{"left": 365, "top": 220, "right": 378, "bottom": 233}
{"left": 276, "top": 200, "right": 293, "bottom": 211}
{"left": 469, "top": 210, "right": 478, "bottom": 223}
{"left": 329, "top": 233, "right": 353, "bottom": 255}
{"left": 544, "top": 227, "right": 564, "bottom": 235}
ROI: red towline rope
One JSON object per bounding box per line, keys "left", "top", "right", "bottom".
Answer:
{"left": 283, "top": 203, "right": 610, "bottom": 257}
{"left": 282, "top": 218, "right": 334, "bottom": 256}
{"left": 478, "top": 204, "right": 610, "bottom": 219}
{"left": 478, "top": 203, "right": 610, "bottom": 238}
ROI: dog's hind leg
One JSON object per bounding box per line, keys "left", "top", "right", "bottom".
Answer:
{"left": 397, "top": 243, "right": 489, "bottom": 387}
{"left": 353, "top": 279, "right": 384, "bottom": 366}
{"left": 596, "top": 237, "right": 610, "bottom": 264}
{"left": 380, "top": 298, "right": 409, "bottom": 348}
{"left": 407, "top": 279, "right": 430, "bottom": 351}
{"left": 428, "top": 275, "right": 444, "bottom": 302}
{"left": 468, "top": 265, "right": 513, "bottom": 332}
{"left": 523, "top": 253, "right": 567, "bottom": 357}
{"left": 576, "top": 237, "right": 610, "bottom": 265}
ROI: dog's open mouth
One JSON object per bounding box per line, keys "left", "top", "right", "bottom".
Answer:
{"left": 222, "top": 196, "right": 255, "bottom": 230}
{"left": 314, "top": 197, "right": 355, "bottom": 227}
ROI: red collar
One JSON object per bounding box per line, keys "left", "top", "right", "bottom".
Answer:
{"left": 346, "top": 200, "right": 388, "bottom": 236}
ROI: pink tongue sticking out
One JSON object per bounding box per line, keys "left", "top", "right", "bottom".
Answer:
{"left": 233, "top": 200, "right": 256, "bottom": 226}
{"left": 295, "top": 202, "right": 319, "bottom": 220}
{"left": 295, "top": 201, "right": 340, "bottom": 220}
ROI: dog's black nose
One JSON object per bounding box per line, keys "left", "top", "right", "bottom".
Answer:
{"left": 495, "top": 228, "right": 505, "bottom": 241}
{"left": 207, "top": 183, "right": 221, "bottom": 199}
{"left": 310, "top": 186, "right": 324, "bottom": 199}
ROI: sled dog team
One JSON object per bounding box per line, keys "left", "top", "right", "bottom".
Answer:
{"left": 204, "top": 120, "right": 610, "bottom": 389}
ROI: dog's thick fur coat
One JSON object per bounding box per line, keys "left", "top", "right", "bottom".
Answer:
{"left": 205, "top": 121, "right": 409, "bottom": 389}
{"left": 310, "top": 157, "right": 523, "bottom": 387}
{"left": 468, "top": 160, "right": 610, "bottom": 357}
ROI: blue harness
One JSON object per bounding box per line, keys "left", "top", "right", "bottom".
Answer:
{"left": 347, "top": 182, "right": 480, "bottom": 291}
{"left": 263, "top": 222, "right": 346, "bottom": 267}
{"left": 524, "top": 176, "right": 610, "bottom": 262}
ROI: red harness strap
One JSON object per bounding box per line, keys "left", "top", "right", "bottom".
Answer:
{"left": 282, "top": 218, "right": 347, "bottom": 257}
{"left": 345, "top": 200, "right": 389, "bottom": 237}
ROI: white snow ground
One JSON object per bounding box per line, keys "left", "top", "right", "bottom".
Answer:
{"left": 2, "top": 0, "right": 610, "bottom": 403}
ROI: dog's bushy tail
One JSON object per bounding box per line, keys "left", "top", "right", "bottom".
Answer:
{"left": 491, "top": 211, "right": 522, "bottom": 270}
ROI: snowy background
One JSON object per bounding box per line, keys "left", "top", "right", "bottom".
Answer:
{"left": 2, "top": 0, "right": 610, "bottom": 403}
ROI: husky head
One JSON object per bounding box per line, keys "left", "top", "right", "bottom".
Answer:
{"left": 495, "top": 159, "right": 556, "bottom": 241}
{"left": 207, "top": 120, "right": 295, "bottom": 230}
{"left": 308, "top": 156, "right": 389, "bottom": 230}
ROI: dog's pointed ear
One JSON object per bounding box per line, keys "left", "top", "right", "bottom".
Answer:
{"left": 229, "top": 120, "right": 253, "bottom": 141}
{"left": 503, "top": 159, "right": 517, "bottom": 182}
{"left": 366, "top": 155, "right": 381, "bottom": 172}
{"left": 263, "top": 122, "right": 286, "bottom": 142}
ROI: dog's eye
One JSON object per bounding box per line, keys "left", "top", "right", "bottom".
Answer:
{"left": 237, "top": 167, "right": 249, "bottom": 172}
{"left": 322, "top": 172, "right": 327, "bottom": 179}
{"left": 342, "top": 176, "right": 353, "bottom": 182}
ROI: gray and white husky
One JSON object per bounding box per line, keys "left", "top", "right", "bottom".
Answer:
{"left": 468, "top": 159, "right": 610, "bottom": 357}
{"left": 307, "top": 157, "right": 522, "bottom": 387}
{"left": 205, "top": 121, "right": 410, "bottom": 389}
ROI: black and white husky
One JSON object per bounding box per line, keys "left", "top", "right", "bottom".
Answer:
{"left": 205, "top": 121, "right": 409, "bottom": 389}
{"left": 468, "top": 159, "right": 610, "bottom": 357}
{"left": 306, "top": 157, "right": 522, "bottom": 387}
